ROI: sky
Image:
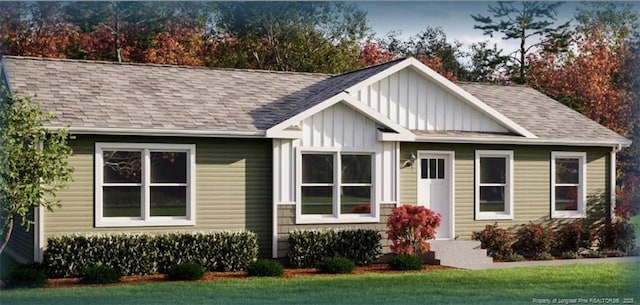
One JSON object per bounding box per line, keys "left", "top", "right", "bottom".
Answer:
{"left": 354, "top": 1, "right": 639, "bottom": 55}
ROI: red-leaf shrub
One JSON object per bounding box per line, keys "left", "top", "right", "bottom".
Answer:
{"left": 553, "top": 220, "right": 591, "bottom": 253}
{"left": 472, "top": 223, "right": 515, "bottom": 259}
{"left": 615, "top": 173, "right": 640, "bottom": 220}
{"left": 512, "top": 222, "right": 553, "bottom": 258}
{"left": 597, "top": 220, "right": 636, "bottom": 253}
{"left": 386, "top": 205, "right": 441, "bottom": 255}
{"left": 349, "top": 203, "right": 371, "bottom": 214}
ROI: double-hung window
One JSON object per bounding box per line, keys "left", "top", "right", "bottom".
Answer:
{"left": 299, "top": 152, "right": 374, "bottom": 223}
{"left": 475, "top": 150, "right": 513, "bottom": 220}
{"left": 551, "top": 152, "right": 586, "bottom": 218}
{"left": 95, "top": 143, "right": 196, "bottom": 227}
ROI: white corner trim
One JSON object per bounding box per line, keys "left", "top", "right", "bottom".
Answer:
{"left": 474, "top": 150, "right": 514, "bottom": 220}
{"left": 343, "top": 57, "right": 537, "bottom": 139}
{"left": 266, "top": 92, "right": 415, "bottom": 141}
{"left": 34, "top": 207, "right": 44, "bottom": 262}
{"left": 550, "top": 151, "right": 587, "bottom": 219}
{"left": 610, "top": 145, "right": 621, "bottom": 221}
{"left": 272, "top": 140, "right": 279, "bottom": 258}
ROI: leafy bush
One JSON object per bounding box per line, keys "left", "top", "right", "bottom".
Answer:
{"left": 288, "top": 229, "right": 381, "bottom": 268}
{"left": 597, "top": 220, "right": 636, "bottom": 253}
{"left": 80, "top": 265, "right": 121, "bottom": 284}
{"left": 512, "top": 222, "right": 553, "bottom": 258}
{"left": 44, "top": 231, "right": 258, "bottom": 278}
{"left": 584, "top": 250, "right": 606, "bottom": 258}
{"left": 166, "top": 263, "right": 205, "bottom": 281}
{"left": 561, "top": 251, "right": 580, "bottom": 259}
{"left": 317, "top": 257, "right": 355, "bottom": 274}
{"left": 535, "top": 252, "right": 554, "bottom": 261}
{"left": 553, "top": 220, "right": 591, "bottom": 254}
{"left": 247, "top": 260, "right": 284, "bottom": 277}
{"left": 386, "top": 205, "right": 441, "bottom": 255}
{"left": 504, "top": 253, "right": 525, "bottom": 262}
{"left": 472, "top": 223, "right": 515, "bottom": 259}
{"left": 7, "top": 265, "right": 48, "bottom": 288}
{"left": 388, "top": 255, "right": 423, "bottom": 271}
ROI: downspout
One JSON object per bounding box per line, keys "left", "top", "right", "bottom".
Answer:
{"left": 610, "top": 144, "right": 622, "bottom": 221}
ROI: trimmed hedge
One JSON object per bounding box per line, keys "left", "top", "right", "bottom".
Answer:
{"left": 288, "top": 229, "right": 381, "bottom": 268}
{"left": 317, "top": 257, "right": 355, "bottom": 274}
{"left": 44, "top": 231, "right": 258, "bottom": 278}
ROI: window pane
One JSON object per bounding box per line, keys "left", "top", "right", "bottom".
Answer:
{"left": 421, "top": 159, "right": 428, "bottom": 179}
{"left": 302, "top": 154, "right": 333, "bottom": 183}
{"left": 479, "top": 186, "right": 505, "bottom": 212}
{"left": 556, "top": 158, "right": 579, "bottom": 184}
{"left": 103, "top": 186, "right": 141, "bottom": 217}
{"left": 342, "top": 155, "right": 371, "bottom": 183}
{"left": 480, "top": 157, "right": 506, "bottom": 183}
{"left": 429, "top": 159, "right": 437, "bottom": 179}
{"left": 150, "top": 186, "right": 187, "bottom": 216}
{"left": 301, "top": 186, "right": 333, "bottom": 214}
{"left": 341, "top": 186, "right": 371, "bottom": 214}
{"left": 151, "top": 152, "right": 187, "bottom": 183}
{"left": 437, "top": 159, "right": 445, "bottom": 179}
{"left": 103, "top": 151, "right": 141, "bottom": 183}
{"left": 555, "top": 186, "right": 578, "bottom": 211}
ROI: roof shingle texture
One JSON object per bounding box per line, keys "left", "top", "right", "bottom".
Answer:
{"left": 1, "top": 56, "right": 628, "bottom": 144}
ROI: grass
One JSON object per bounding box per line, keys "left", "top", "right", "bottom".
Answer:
{"left": 2, "top": 263, "right": 638, "bottom": 305}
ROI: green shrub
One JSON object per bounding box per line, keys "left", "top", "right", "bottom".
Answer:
{"left": 584, "top": 250, "right": 606, "bottom": 258}
{"left": 166, "top": 263, "right": 205, "bottom": 281}
{"left": 504, "top": 253, "right": 525, "bottom": 262}
{"left": 317, "top": 257, "right": 355, "bottom": 274}
{"left": 7, "top": 265, "right": 48, "bottom": 288}
{"left": 535, "top": 252, "right": 554, "bottom": 260}
{"left": 247, "top": 260, "right": 284, "bottom": 277}
{"left": 44, "top": 231, "right": 258, "bottom": 278}
{"left": 512, "top": 222, "right": 553, "bottom": 258}
{"left": 288, "top": 229, "right": 381, "bottom": 268}
{"left": 472, "top": 223, "right": 515, "bottom": 259}
{"left": 80, "top": 265, "right": 121, "bottom": 284}
{"left": 561, "top": 251, "right": 580, "bottom": 259}
{"left": 388, "top": 255, "right": 423, "bottom": 271}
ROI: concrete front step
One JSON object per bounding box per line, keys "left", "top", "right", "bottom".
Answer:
{"left": 423, "top": 240, "right": 493, "bottom": 269}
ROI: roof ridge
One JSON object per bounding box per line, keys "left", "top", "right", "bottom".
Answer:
{"left": 1, "top": 55, "right": 333, "bottom": 77}
{"left": 329, "top": 57, "right": 406, "bottom": 79}
{"left": 454, "top": 80, "right": 530, "bottom": 88}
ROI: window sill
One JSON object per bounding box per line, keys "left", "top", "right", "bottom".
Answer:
{"left": 295, "top": 215, "right": 380, "bottom": 225}
{"left": 95, "top": 218, "right": 195, "bottom": 227}
{"left": 551, "top": 212, "right": 586, "bottom": 219}
{"left": 475, "top": 213, "right": 513, "bottom": 221}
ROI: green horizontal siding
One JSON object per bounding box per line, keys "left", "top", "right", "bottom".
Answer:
{"left": 44, "top": 135, "right": 273, "bottom": 257}
{"left": 400, "top": 143, "right": 611, "bottom": 239}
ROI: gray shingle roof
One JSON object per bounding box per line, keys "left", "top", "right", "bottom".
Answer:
{"left": 455, "top": 82, "right": 629, "bottom": 144}
{"left": 1, "top": 56, "right": 628, "bottom": 146}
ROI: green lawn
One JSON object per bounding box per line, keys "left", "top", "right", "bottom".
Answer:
{"left": 2, "top": 263, "right": 638, "bottom": 305}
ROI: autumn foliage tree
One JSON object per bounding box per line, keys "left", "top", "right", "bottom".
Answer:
{"left": 386, "top": 205, "right": 441, "bottom": 255}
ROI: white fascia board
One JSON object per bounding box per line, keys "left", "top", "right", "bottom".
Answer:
{"left": 266, "top": 92, "right": 415, "bottom": 140}
{"left": 47, "top": 126, "right": 266, "bottom": 138}
{"left": 377, "top": 130, "right": 413, "bottom": 141}
{"left": 344, "top": 57, "right": 537, "bottom": 139}
{"left": 415, "top": 135, "right": 632, "bottom": 147}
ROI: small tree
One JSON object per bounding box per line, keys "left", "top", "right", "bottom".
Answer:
{"left": 0, "top": 92, "right": 73, "bottom": 254}
{"left": 386, "top": 205, "right": 441, "bottom": 255}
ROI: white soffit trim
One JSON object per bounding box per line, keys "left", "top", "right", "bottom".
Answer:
{"left": 343, "top": 57, "right": 537, "bottom": 139}
{"left": 266, "top": 92, "right": 415, "bottom": 141}
{"left": 415, "top": 135, "right": 632, "bottom": 147}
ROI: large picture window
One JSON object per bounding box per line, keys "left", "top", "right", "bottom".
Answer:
{"left": 300, "top": 152, "right": 373, "bottom": 222}
{"left": 95, "top": 143, "right": 196, "bottom": 227}
{"left": 551, "top": 152, "right": 586, "bottom": 218}
{"left": 475, "top": 150, "right": 513, "bottom": 220}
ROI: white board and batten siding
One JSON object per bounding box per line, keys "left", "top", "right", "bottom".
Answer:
{"left": 351, "top": 67, "right": 508, "bottom": 133}
{"left": 273, "top": 103, "right": 398, "bottom": 206}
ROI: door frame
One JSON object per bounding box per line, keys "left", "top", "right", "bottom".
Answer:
{"left": 416, "top": 150, "right": 455, "bottom": 240}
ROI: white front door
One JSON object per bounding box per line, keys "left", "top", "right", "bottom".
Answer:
{"left": 417, "top": 152, "right": 453, "bottom": 239}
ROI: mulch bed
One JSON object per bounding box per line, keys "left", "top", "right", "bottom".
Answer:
{"left": 45, "top": 264, "right": 452, "bottom": 289}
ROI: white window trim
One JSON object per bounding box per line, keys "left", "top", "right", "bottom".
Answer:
{"left": 95, "top": 142, "right": 196, "bottom": 227}
{"left": 551, "top": 151, "right": 587, "bottom": 219}
{"left": 475, "top": 150, "right": 514, "bottom": 220}
{"left": 296, "top": 149, "right": 378, "bottom": 224}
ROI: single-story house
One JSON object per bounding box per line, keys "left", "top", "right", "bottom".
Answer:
{"left": 1, "top": 56, "right": 631, "bottom": 263}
